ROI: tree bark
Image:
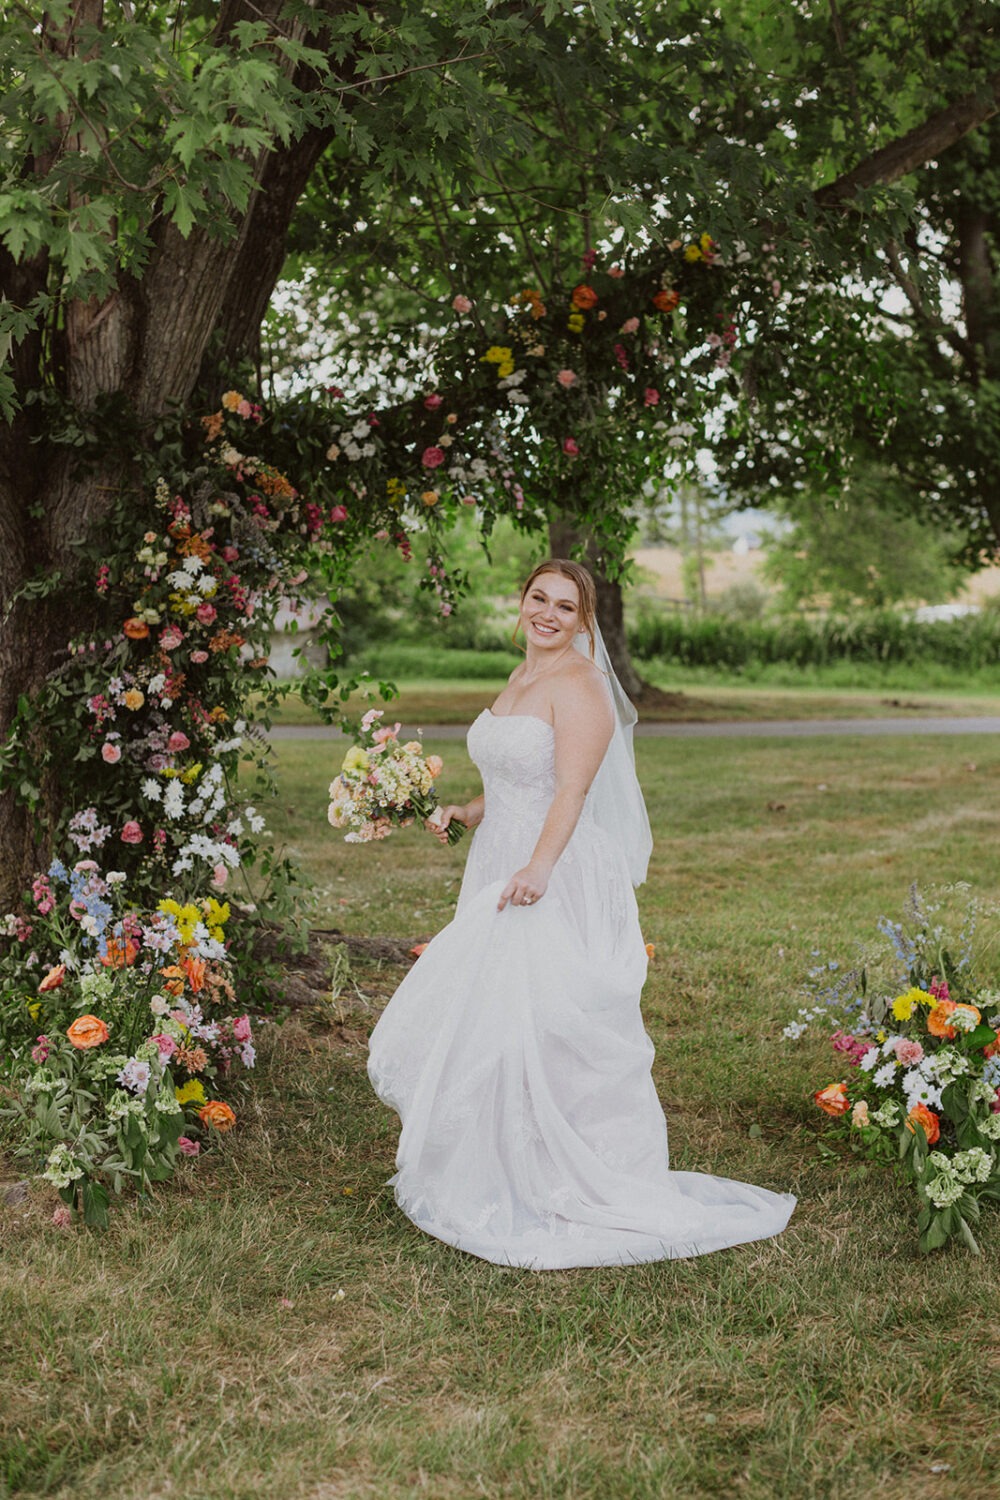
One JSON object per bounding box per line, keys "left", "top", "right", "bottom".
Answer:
{"left": 548, "top": 516, "right": 646, "bottom": 701}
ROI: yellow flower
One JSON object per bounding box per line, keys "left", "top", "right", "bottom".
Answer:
{"left": 180, "top": 762, "right": 203, "bottom": 785}
{"left": 343, "top": 746, "right": 370, "bottom": 774}
{"left": 699, "top": 231, "right": 714, "bottom": 254}
{"left": 221, "top": 390, "right": 242, "bottom": 412}
{"left": 481, "top": 345, "right": 513, "bottom": 366}
{"left": 27, "top": 1000, "right": 41, "bottom": 1021}
{"left": 684, "top": 243, "right": 703, "bottom": 262}
{"left": 892, "top": 987, "right": 935, "bottom": 1021}
{"left": 175, "top": 1079, "right": 206, "bottom": 1105}
{"left": 497, "top": 362, "right": 515, "bottom": 378}
{"left": 567, "top": 313, "right": 585, "bottom": 333}
{"left": 158, "top": 898, "right": 201, "bottom": 946}
{"left": 123, "top": 689, "right": 144, "bottom": 710}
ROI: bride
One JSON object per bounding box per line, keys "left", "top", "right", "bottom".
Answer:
{"left": 367, "top": 559, "right": 795, "bottom": 1268}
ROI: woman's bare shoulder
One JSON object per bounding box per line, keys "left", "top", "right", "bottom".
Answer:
{"left": 550, "top": 654, "right": 613, "bottom": 718}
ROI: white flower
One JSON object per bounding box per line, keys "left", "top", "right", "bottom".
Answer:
{"left": 351, "top": 422, "right": 370, "bottom": 440}
{"left": 163, "top": 781, "right": 185, "bottom": 820}
{"left": 149, "top": 994, "right": 170, "bottom": 1016}
{"left": 980, "top": 1114, "right": 1000, "bottom": 1140}
{"left": 118, "top": 1057, "right": 152, "bottom": 1095}
{"left": 181, "top": 554, "right": 204, "bottom": 576}
{"left": 42, "top": 1144, "right": 84, "bottom": 1189}
{"left": 141, "top": 778, "right": 162, "bottom": 802}
{"left": 148, "top": 674, "right": 166, "bottom": 694}
{"left": 105, "top": 871, "right": 127, "bottom": 885}
{"left": 782, "top": 1021, "right": 808, "bottom": 1041}
{"left": 926, "top": 1172, "right": 964, "bottom": 1209}
{"left": 859, "top": 1048, "right": 880, "bottom": 1073}
{"left": 952, "top": 1147, "right": 993, "bottom": 1184}
{"left": 245, "top": 806, "right": 266, "bottom": 834}
{"left": 873, "top": 1061, "right": 897, "bottom": 1090}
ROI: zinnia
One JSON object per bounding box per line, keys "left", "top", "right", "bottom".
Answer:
{"left": 199, "top": 1100, "right": 237, "bottom": 1132}
{"left": 67, "top": 1014, "right": 110, "bottom": 1049}
{"left": 814, "top": 1081, "right": 850, "bottom": 1117}
{"left": 905, "top": 1103, "right": 941, "bottom": 1145}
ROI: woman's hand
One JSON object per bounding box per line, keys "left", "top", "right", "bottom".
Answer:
{"left": 426, "top": 805, "right": 467, "bottom": 845}
{"left": 498, "top": 862, "right": 550, "bottom": 911}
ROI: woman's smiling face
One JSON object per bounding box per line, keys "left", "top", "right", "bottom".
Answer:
{"left": 520, "top": 571, "right": 581, "bottom": 651}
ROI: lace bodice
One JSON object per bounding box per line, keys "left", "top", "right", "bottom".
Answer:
{"left": 467, "top": 710, "right": 558, "bottom": 822}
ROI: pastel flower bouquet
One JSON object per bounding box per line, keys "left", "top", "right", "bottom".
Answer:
{"left": 787, "top": 885, "right": 1000, "bottom": 1253}
{"left": 328, "top": 709, "right": 463, "bottom": 845}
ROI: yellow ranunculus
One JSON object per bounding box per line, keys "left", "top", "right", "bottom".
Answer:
{"left": 175, "top": 1079, "right": 206, "bottom": 1105}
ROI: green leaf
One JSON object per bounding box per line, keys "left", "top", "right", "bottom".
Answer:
{"left": 81, "top": 1179, "right": 110, "bottom": 1229}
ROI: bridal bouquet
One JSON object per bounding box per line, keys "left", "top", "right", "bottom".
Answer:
{"left": 328, "top": 709, "right": 464, "bottom": 845}
{"left": 786, "top": 885, "right": 1000, "bottom": 1254}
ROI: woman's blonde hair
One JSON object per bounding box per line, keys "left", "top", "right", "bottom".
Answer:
{"left": 516, "top": 558, "right": 598, "bottom": 657}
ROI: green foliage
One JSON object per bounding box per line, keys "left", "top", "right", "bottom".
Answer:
{"left": 761, "top": 463, "right": 968, "bottom": 610}
{"left": 628, "top": 606, "right": 1000, "bottom": 670}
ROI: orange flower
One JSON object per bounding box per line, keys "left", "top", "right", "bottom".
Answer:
{"left": 570, "top": 284, "right": 598, "bottom": 311}
{"left": 927, "top": 1000, "right": 958, "bottom": 1039}
{"left": 101, "top": 937, "right": 139, "bottom": 968}
{"left": 123, "top": 617, "right": 150, "bottom": 640}
{"left": 199, "top": 1100, "right": 236, "bottom": 1132}
{"left": 814, "top": 1082, "right": 850, "bottom": 1117}
{"left": 179, "top": 532, "right": 214, "bottom": 563}
{"left": 38, "top": 963, "right": 66, "bottom": 993}
{"left": 410, "top": 943, "right": 428, "bottom": 958}
{"left": 652, "top": 289, "right": 681, "bottom": 313}
{"left": 160, "top": 964, "right": 186, "bottom": 997}
{"left": 183, "top": 954, "right": 207, "bottom": 993}
{"left": 645, "top": 942, "right": 656, "bottom": 960}
{"left": 122, "top": 689, "right": 144, "bottom": 710}
{"left": 983, "top": 1029, "right": 1000, "bottom": 1060}
{"left": 201, "top": 410, "right": 224, "bottom": 440}
{"left": 67, "top": 1014, "right": 110, "bottom": 1049}
{"left": 905, "top": 1103, "right": 941, "bottom": 1145}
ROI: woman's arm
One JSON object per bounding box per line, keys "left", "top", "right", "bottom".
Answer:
{"left": 497, "top": 670, "right": 613, "bottom": 910}
{"left": 427, "top": 793, "right": 485, "bottom": 845}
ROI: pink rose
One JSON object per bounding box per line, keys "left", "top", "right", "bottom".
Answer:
{"left": 167, "top": 731, "right": 190, "bottom": 753}
{"left": 160, "top": 626, "right": 184, "bottom": 650}
{"left": 189, "top": 650, "right": 209, "bottom": 664}
{"left": 237, "top": 399, "right": 252, "bottom": 419}
{"left": 52, "top": 1205, "right": 73, "bottom": 1229}
{"left": 177, "top": 1137, "right": 201, "bottom": 1157}
{"left": 329, "top": 505, "right": 348, "bottom": 522}
{"left": 120, "top": 821, "right": 143, "bottom": 845}
{"left": 222, "top": 546, "right": 239, "bottom": 563}
{"left": 644, "top": 387, "right": 660, "bottom": 407}
{"left": 421, "top": 446, "right": 446, "bottom": 469}
{"left": 556, "top": 369, "right": 577, "bottom": 388}
{"left": 232, "top": 1014, "right": 253, "bottom": 1042}
{"left": 894, "top": 1038, "right": 925, "bottom": 1066}
{"left": 374, "top": 528, "right": 389, "bottom": 540}
{"left": 451, "top": 295, "right": 472, "bottom": 314}
{"left": 151, "top": 1033, "right": 177, "bottom": 1059}
{"left": 196, "top": 603, "right": 217, "bottom": 626}
{"left": 211, "top": 864, "right": 229, "bottom": 889}
{"left": 102, "top": 742, "right": 122, "bottom": 764}
{"left": 423, "top": 393, "right": 443, "bottom": 410}
{"left": 562, "top": 437, "right": 580, "bottom": 457}
{"left": 620, "top": 317, "right": 640, "bottom": 335}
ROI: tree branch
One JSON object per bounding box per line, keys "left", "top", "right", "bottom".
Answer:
{"left": 815, "top": 69, "right": 1000, "bottom": 209}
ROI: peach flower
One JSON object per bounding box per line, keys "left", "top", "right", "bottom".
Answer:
{"left": 67, "top": 1014, "right": 110, "bottom": 1049}
{"left": 814, "top": 1082, "right": 850, "bottom": 1117}
{"left": 198, "top": 1101, "right": 237, "bottom": 1132}
{"left": 123, "top": 617, "right": 150, "bottom": 640}
{"left": 905, "top": 1103, "right": 941, "bottom": 1145}
{"left": 38, "top": 964, "right": 66, "bottom": 993}
{"left": 101, "top": 743, "right": 122, "bottom": 764}
{"left": 425, "top": 755, "right": 443, "bottom": 779}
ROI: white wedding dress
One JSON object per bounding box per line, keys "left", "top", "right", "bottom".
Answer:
{"left": 367, "top": 709, "right": 795, "bottom": 1268}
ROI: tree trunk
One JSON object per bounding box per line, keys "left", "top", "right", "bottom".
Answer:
{"left": 548, "top": 516, "right": 646, "bottom": 700}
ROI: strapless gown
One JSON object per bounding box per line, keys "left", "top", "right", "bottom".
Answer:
{"left": 367, "top": 709, "right": 795, "bottom": 1268}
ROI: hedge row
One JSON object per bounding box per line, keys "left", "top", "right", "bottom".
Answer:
{"left": 626, "top": 610, "right": 1000, "bottom": 669}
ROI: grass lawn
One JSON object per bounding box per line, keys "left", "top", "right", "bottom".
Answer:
{"left": 4, "top": 732, "right": 1000, "bottom": 1497}
{"left": 266, "top": 673, "right": 1000, "bottom": 728}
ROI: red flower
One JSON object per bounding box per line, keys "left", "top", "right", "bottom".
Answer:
{"left": 571, "top": 284, "right": 598, "bottom": 310}
{"left": 421, "top": 446, "right": 446, "bottom": 469}
{"left": 329, "top": 505, "right": 348, "bottom": 522}
{"left": 562, "top": 437, "right": 580, "bottom": 457}
{"left": 120, "top": 821, "right": 143, "bottom": 844}
{"left": 652, "top": 289, "right": 680, "bottom": 313}
{"left": 644, "top": 388, "right": 660, "bottom": 407}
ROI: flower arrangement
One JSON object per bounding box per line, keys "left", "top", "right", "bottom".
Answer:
{"left": 787, "top": 885, "right": 1000, "bottom": 1253}
{"left": 328, "top": 709, "right": 461, "bottom": 845}
{"left": 0, "top": 852, "right": 254, "bottom": 1226}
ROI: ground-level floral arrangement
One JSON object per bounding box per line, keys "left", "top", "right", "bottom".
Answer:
{"left": 0, "top": 831, "right": 255, "bottom": 1227}
{"left": 787, "top": 885, "right": 1000, "bottom": 1253}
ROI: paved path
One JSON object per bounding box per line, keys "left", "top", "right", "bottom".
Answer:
{"left": 271, "top": 716, "right": 1000, "bottom": 742}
